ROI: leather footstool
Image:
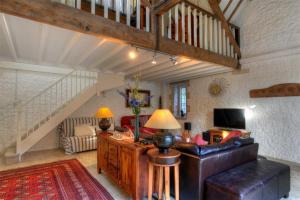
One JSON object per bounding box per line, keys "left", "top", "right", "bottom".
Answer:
{"left": 205, "top": 159, "right": 290, "bottom": 200}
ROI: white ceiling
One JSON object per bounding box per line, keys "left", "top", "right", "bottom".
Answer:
{"left": 0, "top": 13, "right": 232, "bottom": 83}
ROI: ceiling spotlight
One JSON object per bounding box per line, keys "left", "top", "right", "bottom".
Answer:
{"left": 151, "top": 53, "right": 157, "bottom": 64}
{"left": 129, "top": 47, "right": 138, "bottom": 59}
{"left": 129, "top": 51, "right": 137, "bottom": 59}
{"left": 170, "top": 56, "right": 178, "bottom": 65}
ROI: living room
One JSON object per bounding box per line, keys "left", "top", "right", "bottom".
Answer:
{"left": 0, "top": 0, "right": 299, "bottom": 199}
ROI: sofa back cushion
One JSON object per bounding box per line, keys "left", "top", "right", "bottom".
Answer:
{"left": 121, "top": 115, "right": 151, "bottom": 127}
{"left": 59, "top": 117, "right": 101, "bottom": 137}
{"left": 74, "top": 124, "right": 96, "bottom": 137}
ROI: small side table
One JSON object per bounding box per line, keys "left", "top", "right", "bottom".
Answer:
{"left": 147, "top": 148, "right": 181, "bottom": 200}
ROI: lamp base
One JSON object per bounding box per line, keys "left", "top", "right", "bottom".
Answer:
{"left": 153, "top": 131, "right": 174, "bottom": 154}
{"left": 99, "top": 118, "right": 111, "bottom": 131}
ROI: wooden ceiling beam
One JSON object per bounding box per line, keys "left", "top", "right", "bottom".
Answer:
{"left": 162, "top": 67, "right": 232, "bottom": 82}
{"left": 0, "top": 0, "right": 156, "bottom": 49}
{"left": 223, "top": 0, "right": 233, "bottom": 14}
{"left": 143, "top": 62, "right": 211, "bottom": 80}
{"left": 0, "top": 14, "right": 17, "bottom": 61}
{"left": 208, "top": 0, "right": 241, "bottom": 57}
{"left": 125, "top": 57, "right": 170, "bottom": 76}
{"left": 149, "top": 65, "right": 221, "bottom": 81}
{"left": 136, "top": 59, "right": 192, "bottom": 77}
{"left": 159, "top": 37, "right": 239, "bottom": 68}
{"left": 228, "top": 0, "right": 243, "bottom": 22}
{"left": 141, "top": 60, "right": 201, "bottom": 79}
{"left": 88, "top": 45, "right": 127, "bottom": 69}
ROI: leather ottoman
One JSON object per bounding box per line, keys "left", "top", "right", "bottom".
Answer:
{"left": 205, "top": 159, "right": 290, "bottom": 200}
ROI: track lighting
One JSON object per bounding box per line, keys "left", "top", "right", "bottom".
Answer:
{"left": 151, "top": 52, "right": 157, "bottom": 64}
{"left": 170, "top": 56, "right": 178, "bottom": 65}
{"left": 129, "top": 47, "right": 138, "bottom": 59}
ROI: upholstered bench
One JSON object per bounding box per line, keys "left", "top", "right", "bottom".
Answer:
{"left": 205, "top": 159, "right": 290, "bottom": 200}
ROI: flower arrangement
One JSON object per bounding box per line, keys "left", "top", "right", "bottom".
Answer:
{"left": 118, "top": 75, "right": 153, "bottom": 142}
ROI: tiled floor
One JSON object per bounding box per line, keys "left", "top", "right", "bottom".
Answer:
{"left": 0, "top": 149, "right": 299, "bottom": 200}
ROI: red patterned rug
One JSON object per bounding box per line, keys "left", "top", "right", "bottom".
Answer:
{"left": 0, "top": 159, "right": 114, "bottom": 200}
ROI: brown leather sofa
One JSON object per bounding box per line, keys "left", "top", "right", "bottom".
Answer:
{"left": 171, "top": 138, "right": 290, "bottom": 200}
{"left": 171, "top": 139, "right": 259, "bottom": 200}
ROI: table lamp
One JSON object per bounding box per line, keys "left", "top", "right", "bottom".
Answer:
{"left": 145, "top": 109, "right": 181, "bottom": 153}
{"left": 95, "top": 107, "right": 114, "bottom": 131}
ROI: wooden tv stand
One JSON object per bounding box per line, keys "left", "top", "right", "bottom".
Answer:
{"left": 97, "top": 132, "right": 153, "bottom": 200}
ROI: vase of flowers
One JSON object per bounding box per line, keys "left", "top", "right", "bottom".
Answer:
{"left": 118, "top": 75, "right": 151, "bottom": 142}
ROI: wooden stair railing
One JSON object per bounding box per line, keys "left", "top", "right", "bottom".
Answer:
{"left": 154, "top": 0, "right": 241, "bottom": 60}
{"left": 208, "top": 0, "right": 241, "bottom": 57}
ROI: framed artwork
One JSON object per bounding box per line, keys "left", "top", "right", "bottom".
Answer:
{"left": 126, "top": 89, "right": 151, "bottom": 107}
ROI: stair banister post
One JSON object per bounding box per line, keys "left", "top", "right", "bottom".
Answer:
{"left": 15, "top": 104, "right": 22, "bottom": 155}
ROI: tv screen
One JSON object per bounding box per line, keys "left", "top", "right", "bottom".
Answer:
{"left": 214, "top": 108, "right": 246, "bottom": 129}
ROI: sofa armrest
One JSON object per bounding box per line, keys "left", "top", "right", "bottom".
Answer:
{"left": 61, "top": 135, "right": 97, "bottom": 154}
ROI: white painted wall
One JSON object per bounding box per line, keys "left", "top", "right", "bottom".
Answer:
{"left": 0, "top": 68, "right": 62, "bottom": 107}
{"left": 72, "top": 80, "right": 162, "bottom": 125}
{"left": 171, "top": 0, "right": 300, "bottom": 164}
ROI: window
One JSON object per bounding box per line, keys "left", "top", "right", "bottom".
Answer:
{"left": 172, "top": 82, "right": 187, "bottom": 119}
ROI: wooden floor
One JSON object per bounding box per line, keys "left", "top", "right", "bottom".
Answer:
{"left": 0, "top": 149, "right": 299, "bottom": 200}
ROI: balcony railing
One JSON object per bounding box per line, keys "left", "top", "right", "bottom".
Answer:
{"left": 57, "top": 0, "right": 151, "bottom": 32}
{"left": 158, "top": 0, "right": 240, "bottom": 59}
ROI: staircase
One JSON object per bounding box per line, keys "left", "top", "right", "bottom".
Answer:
{"left": 3, "top": 70, "right": 125, "bottom": 163}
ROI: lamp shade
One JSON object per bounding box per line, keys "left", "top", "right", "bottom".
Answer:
{"left": 145, "top": 109, "right": 181, "bottom": 130}
{"left": 95, "top": 107, "right": 114, "bottom": 118}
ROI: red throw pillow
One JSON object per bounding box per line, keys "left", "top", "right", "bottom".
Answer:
{"left": 220, "top": 131, "right": 242, "bottom": 144}
{"left": 192, "top": 134, "right": 208, "bottom": 146}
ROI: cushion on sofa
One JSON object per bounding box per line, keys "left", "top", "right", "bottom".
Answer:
{"left": 174, "top": 142, "right": 200, "bottom": 155}
{"left": 220, "top": 130, "right": 242, "bottom": 144}
{"left": 192, "top": 134, "right": 208, "bottom": 145}
{"left": 74, "top": 124, "right": 95, "bottom": 137}
{"left": 175, "top": 137, "right": 255, "bottom": 156}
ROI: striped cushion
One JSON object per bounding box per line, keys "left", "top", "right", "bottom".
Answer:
{"left": 58, "top": 117, "right": 101, "bottom": 154}
{"left": 59, "top": 117, "right": 101, "bottom": 137}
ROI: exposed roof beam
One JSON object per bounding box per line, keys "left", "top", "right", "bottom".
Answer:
{"left": 37, "top": 24, "right": 48, "bottom": 64}
{"left": 208, "top": 0, "right": 241, "bottom": 57}
{"left": 114, "top": 54, "right": 163, "bottom": 73}
{"left": 163, "top": 67, "right": 232, "bottom": 82}
{"left": 0, "top": 14, "right": 17, "bottom": 61}
{"left": 223, "top": 0, "right": 233, "bottom": 15}
{"left": 57, "top": 33, "right": 82, "bottom": 64}
{"left": 88, "top": 45, "right": 126, "bottom": 69}
{"left": 228, "top": 0, "right": 243, "bottom": 22}
{"left": 77, "top": 39, "right": 106, "bottom": 66}
{"left": 148, "top": 65, "right": 220, "bottom": 81}
{"left": 132, "top": 59, "right": 191, "bottom": 78}
{"left": 143, "top": 62, "right": 212, "bottom": 80}
{"left": 142, "top": 60, "right": 200, "bottom": 79}
{"left": 0, "top": 61, "right": 73, "bottom": 74}
{"left": 125, "top": 57, "right": 171, "bottom": 76}
{"left": 108, "top": 50, "right": 151, "bottom": 71}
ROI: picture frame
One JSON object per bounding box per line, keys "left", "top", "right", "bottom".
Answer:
{"left": 126, "top": 89, "right": 151, "bottom": 107}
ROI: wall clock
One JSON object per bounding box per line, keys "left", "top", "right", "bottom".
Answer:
{"left": 208, "top": 78, "right": 229, "bottom": 96}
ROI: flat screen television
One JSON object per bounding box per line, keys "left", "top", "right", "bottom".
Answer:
{"left": 214, "top": 108, "right": 246, "bottom": 130}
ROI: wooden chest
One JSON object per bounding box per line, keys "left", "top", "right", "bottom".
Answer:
{"left": 97, "top": 132, "right": 152, "bottom": 200}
